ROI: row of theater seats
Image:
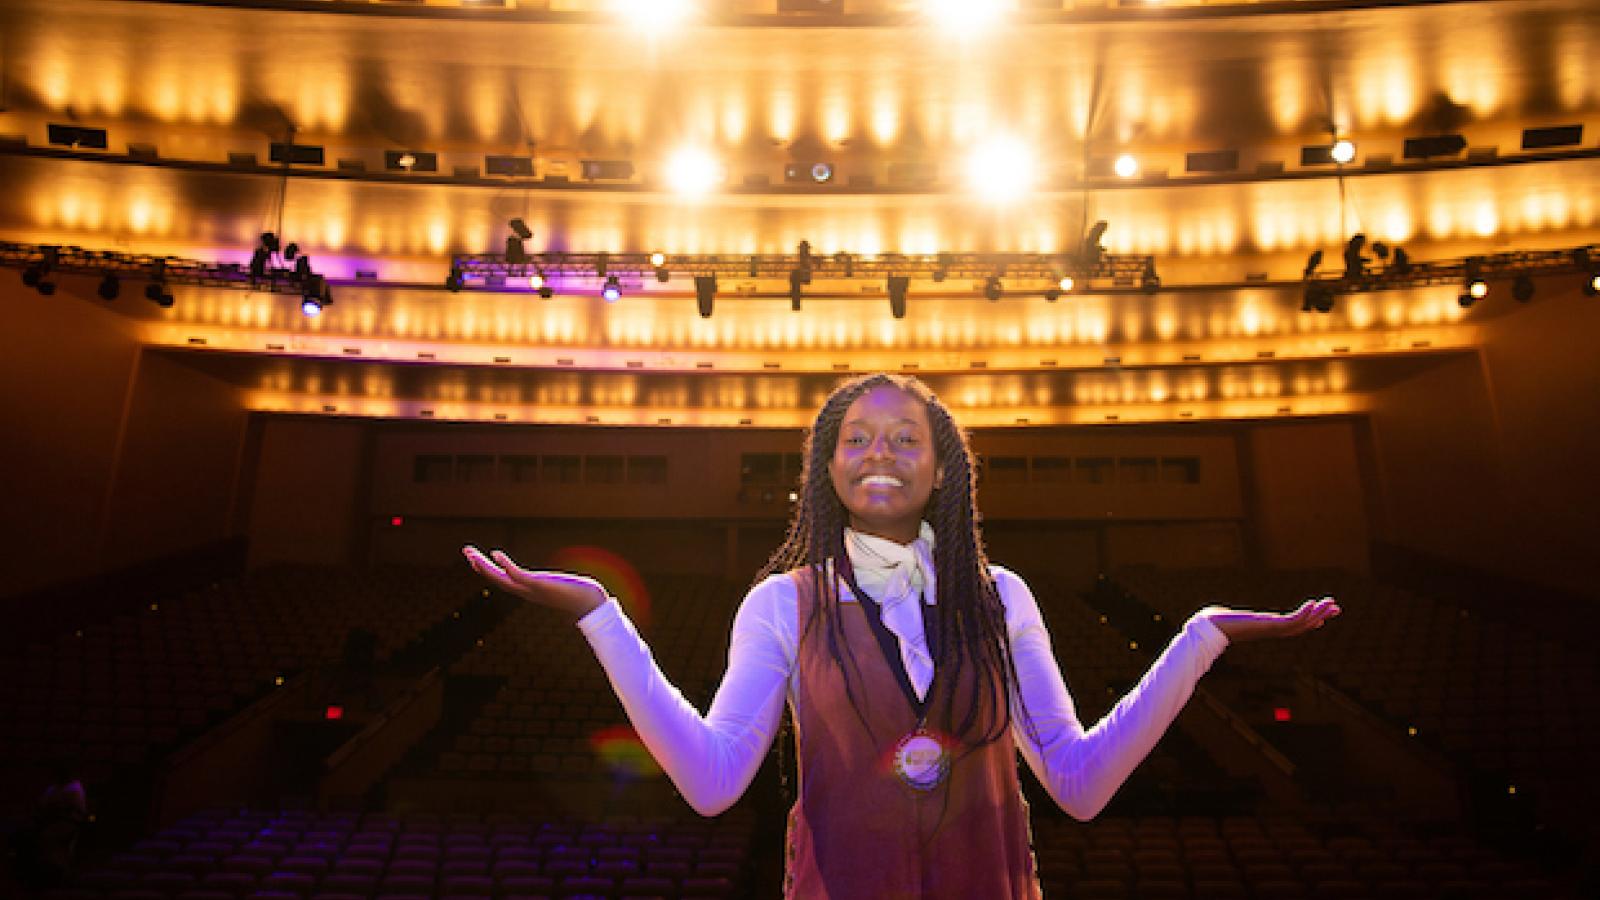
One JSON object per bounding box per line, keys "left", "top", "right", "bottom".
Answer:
{"left": 48, "top": 808, "right": 750, "bottom": 900}
{"left": 1030, "top": 814, "right": 1565, "bottom": 899}
{"left": 0, "top": 567, "right": 482, "bottom": 807}
{"left": 437, "top": 576, "right": 740, "bottom": 779}
{"left": 1111, "top": 567, "right": 1600, "bottom": 829}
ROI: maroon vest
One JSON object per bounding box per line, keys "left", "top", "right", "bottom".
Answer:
{"left": 784, "top": 568, "right": 1041, "bottom": 900}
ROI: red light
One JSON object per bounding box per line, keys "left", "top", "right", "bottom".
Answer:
{"left": 325, "top": 705, "right": 344, "bottom": 720}
{"left": 1273, "top": 707, "right": 1292, "bottom": 722}
{"left": 390, "top": 516, "right": 403, "bottom": 527}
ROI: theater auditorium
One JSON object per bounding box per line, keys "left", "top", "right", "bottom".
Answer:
{"left": 2, "top": 1, "right": 1597, "bottom": 898}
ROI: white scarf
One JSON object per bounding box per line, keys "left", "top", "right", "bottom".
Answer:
{"left": 843, "top": 521, "right": 937, "bottom": 701}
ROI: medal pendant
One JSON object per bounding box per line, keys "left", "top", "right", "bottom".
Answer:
{"left": 892, "top": 728, "right": 950, "bottom": 792}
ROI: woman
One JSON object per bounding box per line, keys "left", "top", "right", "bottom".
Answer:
{"left": 465, "top": 373, "right": 1339, "bottom": 899}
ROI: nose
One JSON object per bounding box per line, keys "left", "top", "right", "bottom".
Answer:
{"left": 865, "top": 433, "right": 894, "bottom": 459}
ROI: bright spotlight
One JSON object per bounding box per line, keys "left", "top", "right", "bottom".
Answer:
{"left": 650, "top": 251, "right": 666, "bottom": 267}
{"left": 1113, "top": 154, "right": 1139, "bottom": 178}
{"left": 301, "top": 296, "right": 324, "bottom": 318}
{"left": 665, "top": 147, "right": 723, "bottom": 195}
{"left": 1468, "top": 279, "right": 1489, "bottom": 300}
{"left": 612, "top": 0, "right": 696, "bottom": 29}
{"left": 965, "top": 136, "right": 1036, "bottom": 202}
{"left": 1331, "top": 139, "right": 1357, "bottom": 164}
{"left": 528, "top": 273, "right": 545, "bottom": 292}
{"left": 602, "top": 276, "right": 622, "bottom": 302}
{"left": 1058, "top": 275, "right": 1075, "bottom": 293}
{"left": 924, "top": 0, "right": 1011, "bottom": 30}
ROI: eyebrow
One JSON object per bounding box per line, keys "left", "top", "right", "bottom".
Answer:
{"left": 843, "top": 417, "right": 922, "bottom": 428}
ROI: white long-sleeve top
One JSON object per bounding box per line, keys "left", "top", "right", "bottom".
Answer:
{"left": 577, "top": 564, "right": 1229, "bottom": 819}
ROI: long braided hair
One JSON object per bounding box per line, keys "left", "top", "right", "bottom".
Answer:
{"left": 753, "top": 373, "right": 1034, "bottom": 752}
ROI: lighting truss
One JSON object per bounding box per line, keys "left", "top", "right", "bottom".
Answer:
{"left": 0, "top": 241, "right": 320, "bottom": 297}
{"left": 1308, "top": 245, "right": 1600, "bottom": 296}
{"left": 446, "top": 249, "right": 1158, "bottom": 290}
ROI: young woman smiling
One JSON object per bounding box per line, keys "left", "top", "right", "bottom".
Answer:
{"left": 465, "top": 373, "right": 1340, "bottom": 900}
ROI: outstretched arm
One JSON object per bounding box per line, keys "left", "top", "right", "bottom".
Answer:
{"left": 999, "top": 570, "right": 1340, "bottom": 821}
{"left": 464, "top": 547, "right": 792, "bottom": 816}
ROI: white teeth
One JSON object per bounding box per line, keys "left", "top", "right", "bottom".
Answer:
{"left": 860, "top": 475, "right": 904, "bottom": 488}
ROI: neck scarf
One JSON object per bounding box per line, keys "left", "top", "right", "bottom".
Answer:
{"left": 844, "top": 521, "right": 937, "bottom": 700}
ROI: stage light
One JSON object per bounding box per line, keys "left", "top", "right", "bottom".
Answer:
{"left": 301, "top": 295, "right": 324, "bottom": 318}
{"left": 789, "top": 268, "right": 808, "bottom": 311}
{"left": 1576, "top": 249, "right": 1600, "bottom": 296}
{"left": 613, "top": 0, "right": 695, "bottom": 28}
{"left": 887, "top": 275, "right": 909, "bottom": 319}
{"left": 924, "top": 0, "right": 1009, "bottom": 30}
{"left": 1331, "top": 139, "right": 1357, "bottom": 164}
{"left": 1302, "top": 249, "right": 1324, "bottom": 279}
{"left": 1113, "top": 154, "right": 1139, "bottom": 178}
{"left": 1464, "top": 257, "right": 1487, "bottom": 301}
{"left": 1343, "top": 234, "right": 1369, "bottom": 279}
{"left": 509, "top": 218, "right": 533, "bottom": 240}
{"left": 650, "top": 251, "right": 666, "bottom": 267}
{"left": 1081, "top": 220, "right": 1108, "bottom": 268}
{"left": 1390, "top": 247, "right": 1412, "bottom": 275}
{"left": 1058, "top": 275, "right": 1075, "bottom": 293}
{"left": 1512, "top": 273, "right": 1535, "bottom": 303}
{"left": 1140, "top": 258, "right": 1161, "bottom": 293}
{"left": 97, "top": 272, "right": 120, "bottom": 301}
{"left": 506, "top": 235, "right": 528, "bottom": 264}
{"left": 528, "top": 273, "right": 545, "bottom": 292}
{"left": 965, "top": 136, "right": 1035, "bottom": 202}
{"left": 810, "top": 162, "right": 834, "bottom": 183}
{"left": 984, "top": 276, "right": 1002, "bottom": 301}
{"left": 694, "top": 275, "right": 717, "bottom": 318}
{"left": 666, "top": 147, "right": 722, "bottom": 195}
{"left": 602, "top": 276, "right": 622, "bottom": 302}
{"left": 1301, "top": 282, "right": 1335, "bottom": 313}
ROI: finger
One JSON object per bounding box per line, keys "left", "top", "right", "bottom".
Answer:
{"left": 489, "top": 550, "right": 545, "bottom": 586}
{"left": 462, "top": 545, "right": 502, "bottom": 576}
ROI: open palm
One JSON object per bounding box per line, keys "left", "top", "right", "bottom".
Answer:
{"left": 1200, "top": 596, "right": 1341, "bottom": 643}
{"left": 462, "top": 546, "right": 608, "bottom": 619}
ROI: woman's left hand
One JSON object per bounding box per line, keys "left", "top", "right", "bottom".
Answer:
{"left": 1199, "top": 596, "right": 1341, "bottom": 643}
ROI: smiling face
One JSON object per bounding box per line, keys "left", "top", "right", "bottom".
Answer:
{"left": 828, "top": 384, "right": 943, "bottom": 544}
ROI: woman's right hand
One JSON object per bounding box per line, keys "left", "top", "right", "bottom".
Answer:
{"left": 462, "top": 545, "right": 608, "bottom": 619}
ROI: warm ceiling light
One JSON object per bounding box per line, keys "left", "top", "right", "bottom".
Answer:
{"left": 1331, "top": 139, "right": 1357, "bottom": 164}
{"left": 924, "top": 0, "right": 1011, "bottom": 30}
{"left": 612, "top": 0, "right": 696, "bottom": 29}
{"left": 665, "top": 147, "right": 723, "bottom": 195}
{"left": 1113, "top": 154, "right": 1139, "bottom": 178}
{"left": 965, "top": 136, "right": 1036, "bottom": 202}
